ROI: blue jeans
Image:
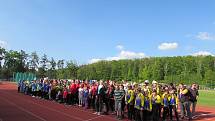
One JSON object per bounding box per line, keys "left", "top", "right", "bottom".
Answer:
{"left": 180, "top": 101, "right": 191, "bottom": 119}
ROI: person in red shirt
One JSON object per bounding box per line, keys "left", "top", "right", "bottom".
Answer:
{"left": 69, "top": 80, "right": 77, "bottom": 105}
{"left": 90, "top": 82, "right": 98, "bottom": 110}
{"left": 63, "top": 85, "right": 68, "bottom": 104}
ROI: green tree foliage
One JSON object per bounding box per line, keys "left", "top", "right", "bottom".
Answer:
{"left": 1, "top": 47, "right": 215, "bottom": 88}
{"left": 28, "top": 52, "right": 39, "bottom": 72}
{"left": 78, "top": 56, "right": 215, "bottom": 87}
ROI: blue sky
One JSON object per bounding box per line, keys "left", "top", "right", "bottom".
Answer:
{"left": 0, "top": 0, "right": 215, "bottom": 64}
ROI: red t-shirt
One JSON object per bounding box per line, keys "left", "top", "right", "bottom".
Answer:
{"left": 91, "top": 85, "right": 97, "bottom": 96}
{"left": 70, "top": 83, "right": 77, "bottom": 94}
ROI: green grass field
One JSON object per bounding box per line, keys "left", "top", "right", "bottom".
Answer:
{"left": 198, "top": 90, "right": 215, "bottom": 107}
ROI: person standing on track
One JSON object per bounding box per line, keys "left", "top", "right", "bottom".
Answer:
{"left": 151, "top": 90, "right": 161, "bottom": 121}
{"left": 31, "top": 80, "right": 37, "bottom": 97}
{"left": 63, "top": 85, "right": 68, "bottom": 104}
{"left": 143, "top": 90, "right": 152, "bottom": 121}
{"left": 90, "top": 81, "right": 97, "bottom": 110}
{"left": 126, "top": 85, "right": 135, "bottom": 120}
{"left": 169, "top": 89, "right": 179, "bottom": 121}
{"left": 108, "top": 83, "right": 115, "bottom": 114}
{"left": 114, "top": 84, "right": 125, "bottom": 120}
{"left": 189, "top": 83, "right": 199, "bottom": 118}
{"left": 83, "top": 84, "right": 89, "bottom": 109}
{"left": 178, "top": 83, "right": 192, "bottom": 121}
{"left": 70, "top": 80, "right": 77, "bottom": 105}
{"left": 94, "top": 80, "right": 105, "bottom": 115}
{"left": 78, "top": 84, "right": 84, "bottom": 106}
{"left": 134, "top": 87, "right": 144, "bottom": 121}
{"left": 162, "top": 86, "right": 170, "bottom": 121}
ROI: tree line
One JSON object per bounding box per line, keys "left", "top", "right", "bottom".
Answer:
{"left": 0, "top": 47, "right": 78, "bottom": 80}
{"left": 78, "top": 56, "right": 215, "bottom": 87}
{"left": 1, "top": 47, "right": 215, "bottom": 87}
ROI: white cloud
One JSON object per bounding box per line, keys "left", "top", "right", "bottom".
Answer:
{"left": 89, "top": 45, "right": 146, "bottom": 63}
{"left": 192, "top": 51, "right": 214, "bottom": 56}
{"left": 195, "top": 32, "right": 215, "bottom": 40}
{"left": 158, "top": 42, "right": 178, "bottom": 50}
{"left": 116, "top": 45, "right": 124, "bottom": 50}
{"left": 89, "top": 58, "right": 103, "bottom": 64}
{"left": 119, "top": 50, "right": 145, "bottom": 59}
{"left": 0, "top": 40, "right": 8, "bottom": 48}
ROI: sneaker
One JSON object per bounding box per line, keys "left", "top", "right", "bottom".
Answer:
{"left": 93, "top": 112, "right": 98, "bottom": 115}
{"left": 97, "top": 112, "right": 101, "bottom": 115}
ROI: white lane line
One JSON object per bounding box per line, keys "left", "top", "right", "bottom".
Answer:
{"left": 0, "top": 118, "right": 3, "bottom": 121}
{"left": 84, "top": 115, "right": 103, "bottom": 121}
{"left": 29, "top": 101, "right": 83, "bottom": 121}
{"left": 1, "top": 98, "right": 46, "bottom": 121}
{"left": 0, "top": 91, "right": 84, "bottom": 121}
{"left": 193, "top": 113, "right": 215, "bottom": 118}
{"left": 1, "top": 90, "right": 116, "bottom": 121}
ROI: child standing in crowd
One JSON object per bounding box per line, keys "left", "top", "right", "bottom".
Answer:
{"left": 143, "top": 91, "right": 152, "bottom": 121}
{"left": 78, "top": 84, "right": 84, "bottom": 107}
{"left": 169, "top": 89, "right": 179, "bottom": 121}
{"left": 48, "top": 82, "right": 52, "bottom": 100}
{"left": 126, "top": 85, "right": 135, "bottom": 120}
{"left": 24, "top": 81, "right": 29, "bottom": 95}
{"left": 151, "top": 90, "right": 161, "bottom": 121}
{"left": 119, "top": 84, "right": 125, "bottom": 118}
{"left": 83, "top": 84, "right": 89, "bottom": 109}
{"left": 134, "top": 88, "right": 144, "bottom": 121}
{"left": 114, "top": 84, "right": 125, "bottom": 120}
{"left": 31, "top": 81, "right": 37, "bottom": 97}
{"left": 62, "top": 85, "right": 68, "bottom": 104}
{"left": 162, "top": 87, "right": 170, "bottom": 121}
{"left": 43, "top": 81, "right": 49, "bottom": 99}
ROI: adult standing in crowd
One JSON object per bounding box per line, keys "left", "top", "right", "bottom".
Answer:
{"left": 178, "top": 83, "right": 192, "bottom": 121}
{"left": 94, "top": 80, "right": 105, "bottom": 115}
{"left": 189, "top": 83, "right": 199, "bottom": 117}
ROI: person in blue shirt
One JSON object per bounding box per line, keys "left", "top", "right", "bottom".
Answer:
{"left": 43, "top": 81, "right": 49, "bottom": 99}
{"left": 83, "top": 85, "right": 89, "bottom": 109}
{"left": 17, "top": 80, "right": 21, "bottom": 93}
{"left": 31, "top": 81, "right": 37, "bottom": 97}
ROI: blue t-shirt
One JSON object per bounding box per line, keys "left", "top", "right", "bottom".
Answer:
{"left": 83, "top": 89, "right": 89, "bottom": 98}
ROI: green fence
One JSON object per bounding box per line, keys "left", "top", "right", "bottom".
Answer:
{"left": 13, "top": 72, "right": 37, "bottom": 82}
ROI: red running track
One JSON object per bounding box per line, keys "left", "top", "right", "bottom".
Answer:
{"left": 0, "top": 82, "right": 215, "bottom": 121}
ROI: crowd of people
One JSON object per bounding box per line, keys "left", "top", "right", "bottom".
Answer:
{"left": 18, "top": 79, "right": 199, "bottom": 121}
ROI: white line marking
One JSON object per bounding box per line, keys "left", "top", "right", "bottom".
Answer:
{"left": 1, "top": 90, "right": 116, "bottom": 121}
{"left": 193, "top": 113, "right": 215, "bottom": 118}
{"left": 1, "top": 98, "right": 46, "bottom": 121}
{"left": 0, "top": 118, "right": 3, "bottom": 121}
{"left": 84, "top": 115, "right": 103, "bottom": 121}
{"left": 30, "top": 101, "right": 83, "bottom": 121}
{"left": 0, "top": 91, "right": 84, "bottom": 121}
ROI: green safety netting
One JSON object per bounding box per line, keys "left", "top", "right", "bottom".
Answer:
{"left": 13, "top": 72, "right": 37, "bottom": 82}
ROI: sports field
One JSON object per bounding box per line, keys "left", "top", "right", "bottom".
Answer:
{"left": 0, "top": 82, "right": 215, "bottom": 121}
{"left": 198, "top": 90, "right": 215, "bottom": 107}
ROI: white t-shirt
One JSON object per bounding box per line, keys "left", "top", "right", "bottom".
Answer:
{"left": 78, "top": 88, "right": 84, "bottom": 97}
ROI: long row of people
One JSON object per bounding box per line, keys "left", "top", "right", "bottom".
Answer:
{"left": 18, "top": 79, "right": 199, "bottom": 121}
